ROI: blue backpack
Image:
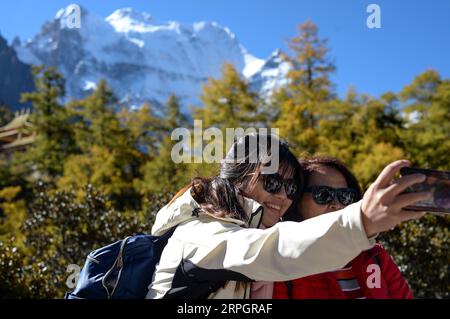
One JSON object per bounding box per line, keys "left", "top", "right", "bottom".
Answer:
{"left": 65, "top": 227, "right": 176, "bottom": 299}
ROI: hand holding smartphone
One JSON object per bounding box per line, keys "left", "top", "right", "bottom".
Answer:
{"left": 400, "top": 167, "right": 450, "bottom": 214}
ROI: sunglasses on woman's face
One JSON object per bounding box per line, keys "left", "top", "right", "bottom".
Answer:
{"left": 304, "top": 186, "right": 358, "bottom": 206}
{"left": 261, "top": 173, "right": 298, "bottom": 200}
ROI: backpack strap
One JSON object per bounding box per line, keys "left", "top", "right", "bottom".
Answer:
{"left": 160, "top": 225, "right": 178, "bottom": 240}
{"left": 102, "top": 226, "right": 178, "bottom": 299}
{"left": 102, "top": 236, "right": 131, "bottom": 298}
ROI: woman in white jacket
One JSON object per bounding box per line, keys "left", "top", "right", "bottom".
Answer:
{"left": 146, "top": 133, "right": 429, "bottom": 299}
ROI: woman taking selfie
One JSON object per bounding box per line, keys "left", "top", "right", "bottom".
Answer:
{"left": 272, "top": 156, "right": 413, "bottom": 299}
{"left": 146, "top": 133, "right": 428, "bottom": 299}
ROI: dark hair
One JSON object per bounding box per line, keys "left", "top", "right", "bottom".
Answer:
{"left": 285, "top": 155, "right": 362, "bottom": 222}
{"left": 170, "top": 133, "right": 303, "bottom": 223}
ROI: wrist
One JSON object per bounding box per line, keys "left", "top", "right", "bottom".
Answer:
{"left": 361, "top": 207, "right": 376, "bottom": 238}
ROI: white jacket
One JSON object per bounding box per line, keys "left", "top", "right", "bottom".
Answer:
{"left": 146, "top": 187, "right": 375, "bottom": 299}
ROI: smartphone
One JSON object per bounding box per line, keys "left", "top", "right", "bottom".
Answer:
{"left": 400, "top": 167, "right": 450, "bottom": 214}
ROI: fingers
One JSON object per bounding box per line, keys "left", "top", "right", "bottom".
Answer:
{"left": 393, "top": 191, "right": 432, "bottom": 210}
{"left": 398, "top": 210, "right": 426, "bottom": 222}
{"left": 374, "top": 160, "right": 411, "bottom": 189}
{"left": 383, "top": 173, "right": 427, "bottom": 198}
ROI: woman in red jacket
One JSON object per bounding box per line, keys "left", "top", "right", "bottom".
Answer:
{"left": 273, "top": 156, "right": 414, "bottom": 299}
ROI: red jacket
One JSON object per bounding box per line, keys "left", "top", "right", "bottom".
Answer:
{"left": 273, "top": 244, "right": 413, "bottom": 299}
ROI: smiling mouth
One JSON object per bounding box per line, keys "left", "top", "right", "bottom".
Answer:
{"left": 264, "top": 202, "right": 281, "bottom": 212}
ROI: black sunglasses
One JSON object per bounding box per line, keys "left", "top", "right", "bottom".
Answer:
{"left": 261, "top": 173, "right": 298, "bottom": 200}
{"left": 304, "top": 186, "right": 358, "bottom": 206}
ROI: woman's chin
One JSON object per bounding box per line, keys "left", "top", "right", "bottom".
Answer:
{"left": 262, "top": 210, "right": 282, "bottom": 227}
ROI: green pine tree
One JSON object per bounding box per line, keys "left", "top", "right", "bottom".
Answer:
{"left": 68, "top": 80, "right": 126, "bottom": 151}
{"left": 0, "top": 105, "right": 13, "bottom": 127}
{"left": 59, "top": 80, "right": 143, "bottom": 209}
{"left": 118, "top": 102, "right": 163, "bottom": 158}
{"left": 14, "top": 66, "right": 75, "bottom": 180}
{"left": 399, "top": 70, "right": 450, "bottom": 169}
{"left": 195, "top": 63, "right": 262, "bottom": 130}
{"left": 272, "top": 21, "right": 336, "bottom": 154}
{"left": 136, "top": 95, "right": 190, "bottom": 195}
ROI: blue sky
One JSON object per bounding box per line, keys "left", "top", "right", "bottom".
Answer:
{"left": 0, "top": 0, "right": 449, "bottom": 98}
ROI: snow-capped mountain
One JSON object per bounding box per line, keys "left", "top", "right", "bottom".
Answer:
{"left": 13, "top": 6, "right": 288, "bottom": 112}
{"left": 248, "top": 49, "right": 291, "bottom": 98}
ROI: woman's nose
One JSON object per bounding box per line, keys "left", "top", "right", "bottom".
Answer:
{"left": 327, "top": 200, "right": 345, "bottom": 212}
{"left": 275, "top": 185, "right": 288, "bottom": 198}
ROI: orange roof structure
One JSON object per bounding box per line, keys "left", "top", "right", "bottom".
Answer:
{"left": 0, "top": 109, "right": 35, "bottom": 153}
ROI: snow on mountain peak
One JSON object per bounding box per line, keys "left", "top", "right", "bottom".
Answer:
{"left": 55, "top": 8, "right": 65, "bottom": 19}
{"left": 109, "top": 7, "right": 152, "bottom": 22}
{"left": 241, "top": 45, "right": 265, "bottom": 78}
{"left": 248, "top": 49, "right": 291, "bottom": 97}
{"left": 13, "top": 7, "right": 287, "bottom": 112}
{"left": 106, "top": 8, "right": 154, "bottom": 33}
{"left": 192, "top": 21, "right": 237, "bottom": 41}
